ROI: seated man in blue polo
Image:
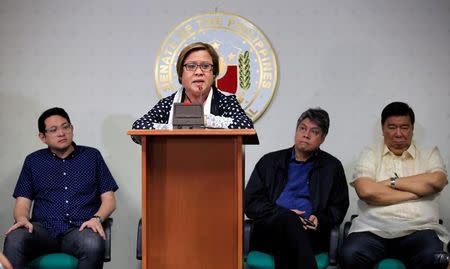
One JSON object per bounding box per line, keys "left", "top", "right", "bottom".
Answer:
{"left": 244, "top": 108, "right": 349, "bottom": 269}
{"left": 3, "top": 107, "right": 119, "bottom": 269}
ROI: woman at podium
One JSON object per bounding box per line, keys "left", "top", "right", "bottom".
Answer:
{"left": 132, "top": 42, "right": 253, "bottom": 143}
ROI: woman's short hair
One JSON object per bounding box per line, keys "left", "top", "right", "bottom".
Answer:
{"left": 176, "top": 42, "right": 220, "bottom": 84}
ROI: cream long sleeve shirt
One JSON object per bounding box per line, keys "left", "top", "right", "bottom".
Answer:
{"left": 349, "top": 142, "right": 449, "bottom": 244}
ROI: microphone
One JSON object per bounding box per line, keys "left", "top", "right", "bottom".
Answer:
{"left": 198, "top": 85, "right": 205, "bottom": 127}
{"left": 199, "top": 85, "right": 203, "bottom": 105}
{"left": 172, "top": 86, "right": 204, "bottom": 129}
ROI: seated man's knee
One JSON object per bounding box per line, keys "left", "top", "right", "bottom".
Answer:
{"left": 409, "top": 247, "right": 447, "bottom": 268}
{"left": 340, "top": 240, "right": 360, "bottom": 267}
{"left": 3, "top": 228, "right": 32, "bottom": 251}
{"left": 276, "top": 211, "right": 302, "bottom": 230}
{"left": 78, "top": 230, "right": 105, "bottom": 256}
{"left": 276, "top": 213, "right": 311, "bottom": 249}
{"left": 341, "top": 235, "right": 378, "bottom": 269}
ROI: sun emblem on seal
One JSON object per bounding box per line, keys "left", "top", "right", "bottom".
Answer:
{"left": 154, "top": 12, "right": 278, "bottom": 122}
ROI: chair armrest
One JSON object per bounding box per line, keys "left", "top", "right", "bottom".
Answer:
{"left": 103, "top": 217, "right": 113, "bottom": 262}
{"left": 343, "top": 220, "right": 351, "bottom": 240}
{"left": 327, "top": 225, "right": 340, "bottom": 266}
{"left": 244, "top": 219, "right": 254, "bottom": 260}
{"left": 137, "top": 218, "right": 142, "bottom": 260}
{"left": 343, "top": 214, "right": 358, "bottom": 240}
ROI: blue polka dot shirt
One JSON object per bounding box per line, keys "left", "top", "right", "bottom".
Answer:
{"left": 13, "top": 143, "right": 119, "bottom": 237}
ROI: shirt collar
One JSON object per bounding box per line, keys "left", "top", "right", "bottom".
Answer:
{"left": 290, "top": 147, "right": 319, "bottom": 163}
{"left": 382, "top": 142, "right": 416, "bottom": 159}
{"left": 47, "top": 142, "right": 78, "bottom": 160}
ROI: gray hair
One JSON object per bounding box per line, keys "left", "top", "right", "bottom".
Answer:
{"left": 296, "top": 108, "right": 330, "bottom": 135}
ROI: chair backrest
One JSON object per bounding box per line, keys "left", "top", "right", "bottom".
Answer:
{"left": 103, "top": 217, "right": 113, "bottom": 262}
{"left": 243, "top": 219, "right": 254, "bottom": 259}
{"left": 343, "top": 214, "right": 358, "bottom": 240}
{"left": 244, "top": 218, "right": 340, "bottom": 267}
{"left": 27, "top": 217, "right": 114, "bottom": 269}
{"left": 137, "top": 218, "right": 142, "bottom": 260}
{"left": 343, "top": 214, "right": 447, "bottom": 268}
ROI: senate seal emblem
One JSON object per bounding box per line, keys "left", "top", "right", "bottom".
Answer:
{"left": 154, "top": 12, "right": 278, "bottom": 122}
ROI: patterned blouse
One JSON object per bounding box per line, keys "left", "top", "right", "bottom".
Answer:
{"left": 132, "top": 87, "right": 254, "bottom": 143}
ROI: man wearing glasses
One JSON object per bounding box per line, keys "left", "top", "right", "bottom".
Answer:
{"left": 3, "top": 107, "right": 119, "bottom": 269}
{"left": 341, "top": 102, "right": 449, "bottom": 269}
{"left": 132, "top": 42, "right": 253, "bottom": 141}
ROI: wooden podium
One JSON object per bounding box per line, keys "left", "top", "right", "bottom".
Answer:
{"left": 128, "top": 129, "right": 257, "bottom": 269}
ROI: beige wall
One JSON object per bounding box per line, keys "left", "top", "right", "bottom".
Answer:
{"left": 1, "top": 0, "right": 449, "bottom": 268}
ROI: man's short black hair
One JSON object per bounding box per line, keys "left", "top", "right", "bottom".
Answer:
{"left": 296, "top": 108, "right": 330, "bottom": 135}
{"left": 38, "top": 107, "right": 71, "bottom": 133}
{"left": 381, "top": 102, "right": 415, "bottom": 126}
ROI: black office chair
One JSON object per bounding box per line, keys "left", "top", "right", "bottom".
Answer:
{"left": 244, "top": 219, "right": 340, "bottom": 269}
{"left": 137, "top": 218, "right": 142, "bottom": 260}
{"left": 28, "top": 217, "right": 113, "bottom": 269}
{"left": 343, "top": 215, "right": 445, "bottom": 269}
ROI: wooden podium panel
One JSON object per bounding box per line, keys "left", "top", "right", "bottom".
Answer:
{"left": 128, "top": 129, "right": 257, "bottom": 269}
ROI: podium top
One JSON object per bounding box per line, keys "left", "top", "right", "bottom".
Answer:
{"left": 128, "top": 129, "right": 259, "bottom": 144}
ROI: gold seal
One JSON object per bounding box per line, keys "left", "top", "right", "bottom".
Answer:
{"left": 155, "top": 12, "right": 278, "bottom": 122}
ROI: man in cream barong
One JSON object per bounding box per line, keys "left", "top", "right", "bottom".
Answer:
{"left": 341, "top": 101, "right": 449, "bottom": 269}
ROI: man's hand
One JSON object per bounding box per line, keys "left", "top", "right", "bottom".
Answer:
{"left": 0, "top": 252, "right": 13, "bottom": 269}
{"left": 8, "top": 197, "right": 33, "bottom": 235}
{"left": 387, "top": 171, "right": 447, "bottom": 197}
{"left": 305, "top": 215, "right": 318, "bottom": 230}
{"left": 290, "top": 209, "right": 305, "bottom": 216}
{"left": 290, "top": 209, "right": 318, "bottom": 230}
{"left": 299, "top": 214, "right": 318, "bottom": 230}
{"left": 353, "top": 177, "right": 420, "bottom": 205}
{"left": 79, "top": 218, "right": 106, "bottom": 240}
{"left": 79, "top": 191, "right": 115, "bottom": 241}
{"left": 5, "top": 219, "right": 33, "bottom": 235}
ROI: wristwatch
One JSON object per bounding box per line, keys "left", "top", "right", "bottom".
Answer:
{"left": 390, "top": 173, "right": 399, "bottom": 188}
{"left": 93, "top": 215, "right": 104, "bottom": 223}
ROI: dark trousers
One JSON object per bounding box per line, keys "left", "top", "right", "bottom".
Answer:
{"left": 340, "top": 230, "right": 446, "bottom": 269}
{"left": 250, "top": 210, "right": 326, "bottom": 269}
{"left": 3, "top": 222, "right": 104, "bottom": 269}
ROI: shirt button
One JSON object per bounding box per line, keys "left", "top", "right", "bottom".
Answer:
{"left": 69, "top": 220, "right": 72, "bottom": 223}
{"left": 65, "top": 200, "right": 69, "bottom": 203}
{"left": 66, "top": 213, "right": 69, "bottom": 216}
{"left": 64, "top": 186, "right": 68, "bottom": 190}
{"left": 63, "top": 172, "right": 67, "bottom": 176}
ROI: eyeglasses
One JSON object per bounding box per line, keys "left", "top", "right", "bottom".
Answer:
{"left": 183, "top": 63, "right": 214, "bottom": 72}
{"left": 45, "top": 123, "right": 72, "bottom": 135}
